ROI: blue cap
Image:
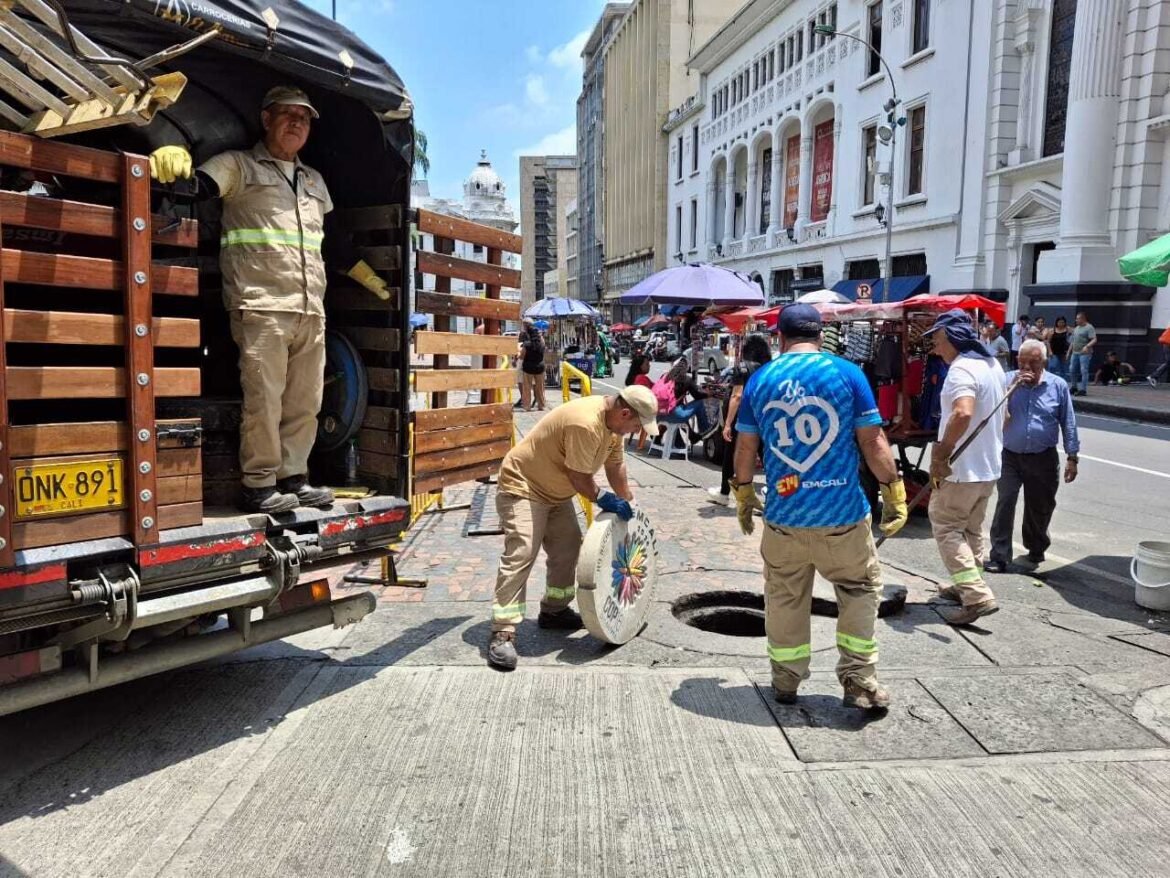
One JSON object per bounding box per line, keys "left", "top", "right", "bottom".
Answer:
{"left": 777, "top": 303, "right": 823, "bottom": 338}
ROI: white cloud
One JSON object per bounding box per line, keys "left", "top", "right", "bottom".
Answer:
{"left": 525, "top": 44, "right": 543, "bottom": 64}
{"left": 515, "top": 123, "right": 577, "bottom": 158}
{"left": 525, "top": 74, "right": 549, "bottom": 106}
{"left": 547, "top": 29, "right": 589, "bottom": 71}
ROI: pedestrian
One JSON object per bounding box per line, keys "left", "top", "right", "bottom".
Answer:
{"left": 1148, "top": 325, "right": 1170, "bottom": 386}
{"left": 986, "top": 323, "right": 1011, "bottom": 371}
{"left": 731, "top": 305, "right": 909, "bottom": 711}
{"left": 518, "top": 320, "right": 547, "bottom": 411}
{"left": 487, "top": 387, "right": 659, "bottom": 669}
{"left": 1048, "top": 316, "right": 1071, "bottom": 380}
{"left": 624, "top": 352, "right": 653, "bottom": 389}
{"left": 987, "top": 340, "right": 1079, "bottom": 573}
{"left": 707, "top": 333, "right": 772, "bottom": 507}
{"left": 1068, "top": 311, "right": 1097, "bottom": 396}
{"left": 925, "top": 309, "right": 1007, "bottom": 626}
{"left": 1011, "top": 314, "right": 1031, "bottom": 368}
{"left": 148, "top": 86, "right": 389, "bottom": 513}
{"left": 1094, "top": 352, "right": 1136, "bottom": 385}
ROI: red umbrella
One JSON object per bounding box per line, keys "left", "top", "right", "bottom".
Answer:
{"left": 610, "top": 322, "right": 635, "bottom": 332}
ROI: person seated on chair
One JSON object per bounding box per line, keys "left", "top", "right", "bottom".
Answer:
{"left": 1094, "top": 352, "right": 1135, "bottom": 386}
{"left": 625, "top": 353, "right": 654, "bottom": 389}
{"left": 658, "top": 357, "right": 709, "bottom": 424}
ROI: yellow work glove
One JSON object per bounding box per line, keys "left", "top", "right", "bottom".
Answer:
{"left": 347, "top": 260, "right": 390, "bottom": 300}
{"left": 149, "top": 146, "right": 192, "bottom": 184}
{"left": 731, "top": 481, "right": 763, "bottom": 536}
{"left": 878, "top": 479, "right": 908, "bottom": 537}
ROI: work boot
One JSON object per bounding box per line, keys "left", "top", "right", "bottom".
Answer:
{"left": 773, "top": 687, "right": 798, "bottom": 705}
{"left": 239, "top": 485, "right": 299, "bottom": 514}
{"left": 487, "top": 631, "right": 518, "bottom": 670}
{"left": 537, "top": 607, "right": 584, "bottom": 630}
{"left": 276, "top": 475, "right": 334, "bottom": 508}
{"left": 940, "top": 599, "right": 999, "bottom": 626}
{"left": 935, "top": 585, "right": 961, "bottom": 603}
{"left": 843, "top": 681, "right": 891, "bottom": 711}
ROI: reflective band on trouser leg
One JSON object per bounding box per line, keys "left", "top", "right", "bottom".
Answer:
{"left": 545, "top": 586, "right": 576, "bottom": 601}
{"left": 951, "top": 568, "right": 983, "bottom": 586}
{"left": 836, "top": 632, "right": 877, "bottom": 655}
{"left": 767, "top": 643, "right": 811, "bottom": 663}
{"left": 220, "top": 228, "right": 324, "bottom": 250}
{"left": 492, "top": 602, "right": 525, "bottom": 623}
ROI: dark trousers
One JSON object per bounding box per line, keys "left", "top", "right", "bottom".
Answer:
{"left": 720, "top": 426, "right": 738, "bottom": 495}
{"left": 990, "top": 447, "right": 1059, "bottom": 563}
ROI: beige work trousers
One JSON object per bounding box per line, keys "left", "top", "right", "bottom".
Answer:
{"left": 760, "top": 517, "right": 883, "bottom": 693}
{"left": 492, "top": 491, "right": 581, "bottom": 634}
{"left": 229, "top": 310, "right": 325, "bottom": 489}
{"left": 929, "top": 479, "right": 996, "bottom": 606}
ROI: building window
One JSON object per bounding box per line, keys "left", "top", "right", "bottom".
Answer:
{"left": 770, "top": 269, "right": 795, "bottom": 305}
{"left": 907, "top": 105, "right": 926, "bottom": 195}
{"left": 759, "top": 147, "right": 773, "bottom": 235}
{"left": 892, "top": 253, "right": 928, "bottom": 276}
{"left": 779, "top": 41, "right": 786, "bottom": 72}
{"left": 689, "top": 199, "right": 698, "bottom": 249}
{"left": 677, "top": 134, "right": 684, "bottom": 181}
{"left": 675, "top": 204, "right": 683, "bottom": 253}
{"left": 1043, "top": 0, "right": 1077, "bottom": 157}
{"left": 912, "top": 0, "right": 930, "bottom": 54}
{"left": 474, "top": 281, "right": 485, "bottom": 292}
{"left": 472, "top": 243, "right": 483, "bottom": 255}
{"left": 867, "top": 2, "right": 883, "bottom": 78}
{"left": 862, "top": 123, "right": 877, "bottom": 205}
{"left": 692, "top": 124, "right": 700, "bottom": 172}
{"left": 808, "top": 20, "right": 817, "bottom": 53}
{"left": 847, "top": 258, "right": 881, "bottom": 280}
{"left": 796, "top": 30, "right": 803, "bottom": 62}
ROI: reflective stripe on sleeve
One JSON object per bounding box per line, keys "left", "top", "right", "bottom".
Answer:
{"left": 220, "top": 228, "right": 324, "bottom": 250}
{"left": 767, "top": 642, "right": 811, "bottom": 663}
{"left": 836, "top": 632, "right": 877, "bottom": 655}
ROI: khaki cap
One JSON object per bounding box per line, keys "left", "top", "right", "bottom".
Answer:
{"left": 262, "top": 85, "right": 319, "bottom": 119}
{"left": 618, "top": 385, "right": 659, "bottom": 435}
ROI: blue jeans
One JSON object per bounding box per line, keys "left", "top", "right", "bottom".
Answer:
{"left": 1069, "top": 352, "right": 1093, "bottom": 392}
{"left": 666, "top": 401, "right": 701, "bottom": 422}
{"left": 1047, "top": 355, "right": 1067, "bottom": 380}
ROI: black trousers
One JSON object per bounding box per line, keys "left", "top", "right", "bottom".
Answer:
{"left": 720, "top": 426, "right": 738, "bottom": 495}
{"left": 990, "top": 447, "right": 1059, "bottom": 563}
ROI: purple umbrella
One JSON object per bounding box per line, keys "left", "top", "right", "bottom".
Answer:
{"left": 619, "top": 263, "right": 764, "bottom": 308}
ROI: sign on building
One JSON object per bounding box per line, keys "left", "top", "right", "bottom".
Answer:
{"left": 783, "top": 134, "right": 800, "bottom": 229}
{"left": 811, "top": 119, "right": 834, "bottom": 223}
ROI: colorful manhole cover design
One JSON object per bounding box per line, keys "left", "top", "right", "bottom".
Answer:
{"left": 577, "top": 507, "right": 659, "bottom": 644}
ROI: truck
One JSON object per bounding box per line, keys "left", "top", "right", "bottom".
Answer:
{"left": 0, "top": 0, "right": 424, "bottom": 715}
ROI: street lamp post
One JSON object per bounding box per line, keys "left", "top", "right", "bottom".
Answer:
{"left": 814, "top": 25, "right": 902, "bottom": 301}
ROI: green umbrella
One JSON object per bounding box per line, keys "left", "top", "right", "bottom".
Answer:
{"left": 1119, "top": 231, "right": 1170, "bottom": 286}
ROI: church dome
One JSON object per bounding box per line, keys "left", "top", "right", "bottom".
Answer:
{"left": 466, "top": 150, "right": 505, "bottom": 195}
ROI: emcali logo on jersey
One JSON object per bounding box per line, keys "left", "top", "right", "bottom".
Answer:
{"left": 762, "top": 378, "right": 840, "bottom": 474}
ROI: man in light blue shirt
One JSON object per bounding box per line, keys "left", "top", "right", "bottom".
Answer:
{"left": 987, "top": 340, "right": 1080, "bottom": 572}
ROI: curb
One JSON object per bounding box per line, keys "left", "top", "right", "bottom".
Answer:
{"left": 1073, "top": 398, "right": 1170, "bottom": 426}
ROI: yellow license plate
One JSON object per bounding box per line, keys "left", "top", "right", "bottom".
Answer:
{"left": 12, "top": 458, "right": 125, "bottom": 521}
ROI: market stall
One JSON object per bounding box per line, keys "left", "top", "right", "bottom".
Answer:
{"left": 523, "top": 298, "right": 606, "bottom": 385}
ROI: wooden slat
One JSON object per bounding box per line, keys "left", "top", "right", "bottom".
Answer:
{"left": 368, "top": 368, "right": 401, "bottom": 393}
{"left": 414, "top": 421, "right": 512, "bottom": 454}
{"left": 334, "top": 204, "right": 403, "bottom": 232}
{"left": 327, "top": 285, "right": 401, "bottom": 311}
{"left": 11, "top": 501, "right": 203, "bottom": 550}
{"left": 362, "top": 406, "right": 401, "bottom": 433}
{"left": 8, "top": 420, "right": 198, "bottom": 457}
{"left": 1, "top": 250, "right": 198, "bottom": 296}
{"left": 413, "top": 439, "right": 511, "bottom": 476}
{"left": 0, "top": 130, "right": 120, "bottom": 183}
{"left": 414, "top": 291, "right": 521, "bottom": 322}
{"left": 416, "top": 250, "right": 521, "bottom": 289}
{"left": 359, "top": 246, "right": 401, "bottom": 272}
{"left": 413, "top": 461, "right": 502, "bottom": 496}
{"left": 414, "top": 369, "right": 516, "bottom": 393}
{"left": 6, "top": 367, "right": 200, "bottom": 400}
{"left": 339, "top": 326, "right": 400, "bottom": 352}
{"left": 414, "top": 403, "right": 514, "bottom": 432}
{"left": 414, "top": 330, "right": 517, "bottom": 358}
{"left": 416, "top": 208, "right": 524, "bottom": 254}
{"left": 4, "top": 310, "right": 199, "bottom": 347}
{"left": 356, "top": 428, "right": 399, "bottom": 456}
{"left": 0, "top": 192, "right": 198, "bottom": 248}
{"left": 156, "top": 447, "right": 201, "bottom": 477}
{"left": 157, "top": 474, "right": 202, "bottom": 505}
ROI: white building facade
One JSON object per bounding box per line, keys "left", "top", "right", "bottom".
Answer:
{"left": 672, "top": 0, "right": 1169, "bottom": 365}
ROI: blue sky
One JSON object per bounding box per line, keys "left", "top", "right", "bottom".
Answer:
{"left": 301, "top": 0, "right": 609, "bottom": 214}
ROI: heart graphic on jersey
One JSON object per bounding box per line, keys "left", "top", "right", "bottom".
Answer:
{"left": 763, "top": 395, "right": 841, "bottom": 474}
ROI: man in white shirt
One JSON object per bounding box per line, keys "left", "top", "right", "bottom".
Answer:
{"left": 926, "top": 310, "right": 1008, "bottom": 626}
{"left": 1010, "top": 314, "right": 1031, "bottom": 368}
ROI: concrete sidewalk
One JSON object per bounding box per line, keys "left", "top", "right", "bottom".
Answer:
{"left": 1072, "top": 380, "right": 1170, "bottom": 424}
{"left": 1, "top": 406, "right": 1169, "bottom": 876}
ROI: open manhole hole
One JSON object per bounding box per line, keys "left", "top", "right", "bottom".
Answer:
{"left": 672, "top": 585, "right": 908, "bottom": 637}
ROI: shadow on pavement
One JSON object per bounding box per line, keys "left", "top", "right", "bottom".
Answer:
{"left": 0, "top": 615, "right": 469, "bottom": 822}
{"left": 763, "top": 692, "right": 887, "bottom": 732}
{"left": 1038, "top": 554, "right": 1169, "bottom": 628}
{"left": 668, "top": 677, "right": 778, "bottom": 728}
{"left": 460, "top": 619, "right": 620, "bottom": 666}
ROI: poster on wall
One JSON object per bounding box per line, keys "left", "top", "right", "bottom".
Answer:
{"left": 811, "top": 119, "right": 834, "bottom": 223}
{"left": 783, "top": 134, "right": 800, "bottom": 229}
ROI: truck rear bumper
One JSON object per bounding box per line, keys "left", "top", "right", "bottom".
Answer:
{"left": 0, "top": 591, "right": 375, "bottom": 718}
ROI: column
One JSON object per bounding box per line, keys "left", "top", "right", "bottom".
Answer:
{"left": 766, "top": 131, "right": 783, "bottom": 246}
{"left": 705, "top": 177, "right": 719, "bottom": 254}
{"left": 1036, "top": 0, "right": 1125, "bottom": 283}
{"left": 745, "top": 160, "right": 759, "bottom": 239}
{"left": 722, "top": 161, "right": 736, "bottom": 251}
{"left": 795, "top": 133, "right": 813, "bottom": 232}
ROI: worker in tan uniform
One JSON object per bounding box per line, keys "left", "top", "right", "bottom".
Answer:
{"left": 148, "top": 86, "right": 389, "bottom": 513}
{"left": 487, "top": 387, "right": 659, "bottom": 670}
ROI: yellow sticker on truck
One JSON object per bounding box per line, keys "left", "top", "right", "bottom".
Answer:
{"left": 12, "top": 458, "right": 124, "bottom": 520}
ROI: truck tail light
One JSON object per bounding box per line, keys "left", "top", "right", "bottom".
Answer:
{"left": 277, "top": 578, "right": 332, "bottom": 614}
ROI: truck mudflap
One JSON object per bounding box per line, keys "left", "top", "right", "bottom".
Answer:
{"left": 0, "top": 590, "right": 376, "bottom": 719}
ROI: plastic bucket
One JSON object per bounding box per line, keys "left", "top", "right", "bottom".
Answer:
{"left": 1132, "top": 541, "right": 1170, "bottom": 611}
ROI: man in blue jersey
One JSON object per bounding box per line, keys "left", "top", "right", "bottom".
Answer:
{"left": 733, "top": 305, "right": 909, "bottom": 711}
